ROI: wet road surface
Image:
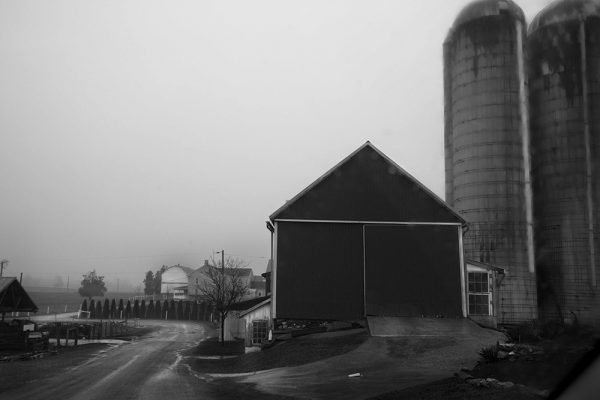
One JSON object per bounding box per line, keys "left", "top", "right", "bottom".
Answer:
{"left": 2, "top": 320, "right": 224, "bottom": 400}
{"left": 2, "top": 317, "right": 503, "bottom": 400}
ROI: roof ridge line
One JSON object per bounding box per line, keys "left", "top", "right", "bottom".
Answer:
{"left": 269, "top": 141, "right": 465, "bottom": 224}
{"left": 269, "top": 141, "right": 374, "bottom": 221}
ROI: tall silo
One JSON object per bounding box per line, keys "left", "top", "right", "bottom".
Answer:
{"left": 444, "top": 0, "right": 538, "bottom": 323}
{"left": 528, "top": 0, "right": 600, "bottom": 324}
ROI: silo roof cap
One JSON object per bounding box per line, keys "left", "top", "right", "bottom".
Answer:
{"left": 529, "top": 0, "right": 600, "bottom": 34}
{"left": 452, "top": 0, "right": 525, "bottom": 31}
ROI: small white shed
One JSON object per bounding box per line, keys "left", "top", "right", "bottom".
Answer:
{"left": 223, "top": 297, "right": 271, "bottom": 346}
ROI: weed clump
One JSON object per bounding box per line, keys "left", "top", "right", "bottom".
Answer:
{"left": 479, "top": 343, "right": 499, "bottom": 362}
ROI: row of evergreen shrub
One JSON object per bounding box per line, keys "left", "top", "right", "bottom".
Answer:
{"left": 79, "top": 298, "right": 212, "bottom": 321}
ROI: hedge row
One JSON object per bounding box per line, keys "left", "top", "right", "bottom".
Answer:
{"left": 79, "top": 298, "right": 213, "bottom": 321}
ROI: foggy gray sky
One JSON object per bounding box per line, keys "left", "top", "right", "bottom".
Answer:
{"left": 0, "top": 0, "right": 551, "bottom": 290}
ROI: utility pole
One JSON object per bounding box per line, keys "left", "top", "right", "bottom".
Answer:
{"left": 215, "top": 249, "right": 225, "bottom": 344}
{"left": 0, "top": 260, "right": 8, "bottom": 277}
{"left": 220, "top": 250, "right": 225, "bottom": 273}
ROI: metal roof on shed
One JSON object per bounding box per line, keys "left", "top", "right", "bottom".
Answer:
{"left": 0, "top": 277, "right": 39, "bottom": 313}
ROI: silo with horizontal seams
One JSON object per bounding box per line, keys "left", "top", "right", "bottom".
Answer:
{"left": 444, "top": 0, "right": 538, "bottom": 323}
{"left": 528, "top": 0, "right": 600, "bottom": 324}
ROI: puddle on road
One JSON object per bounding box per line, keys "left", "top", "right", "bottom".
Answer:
{"left": 62, "top": 343, "right": 124, "bottom": 372}
{"left": 150, "top": 368, "right": 176, "bottom": 382}
{"left": 194, "top": 355, "right": 238, "bottom": 360}
{"left": 49, "top": 338, "right": 129, "bottom": 346}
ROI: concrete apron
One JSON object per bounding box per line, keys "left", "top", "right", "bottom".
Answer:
{"left": 367, "top": 316, "right": 487, "bottom": 337}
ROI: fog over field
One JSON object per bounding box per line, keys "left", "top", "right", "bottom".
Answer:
{"left": 0, "top": 0, "right": 551, "bottom": 288}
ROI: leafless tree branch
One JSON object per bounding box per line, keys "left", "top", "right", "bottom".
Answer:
{"left": 197, "top": 256, "right": 250, "bottom": 344}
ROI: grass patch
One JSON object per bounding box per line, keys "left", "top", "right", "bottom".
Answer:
{"left": 195, "top": 337, "right": 245, "bottom": 356}
{"left": 472, "top": 339, "right": 596, "bottom": 390}
{"left": 479, "top": 344, "right": 499, "bottom": 363}
{"left": 474, "top": 322, "right": 600, "bottom": 390}
{"left": 367, "top": 377, "right": 542, "bottom": 400}
{"left": 371, "top": 327, "right": 599, "bottom": 400}
{"left": 189, "top": 331, "right": 368, "bottom": 373}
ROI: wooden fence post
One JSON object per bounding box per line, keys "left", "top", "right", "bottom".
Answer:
{"left": 55, "top": 323, "right": 61, "bottom": 348}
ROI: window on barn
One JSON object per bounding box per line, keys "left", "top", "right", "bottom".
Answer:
{"left": 252, "top": 320, "right": 268, "bottom": 345}
{"left": 468, "top": 271, "right": 491, "bottom": 315}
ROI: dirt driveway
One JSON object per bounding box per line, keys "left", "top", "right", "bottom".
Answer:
{"left": 210, "top": 321, "right": 504, "bottom": 399}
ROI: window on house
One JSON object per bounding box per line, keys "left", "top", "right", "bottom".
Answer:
{"left": 468, "top": 271, "right": 491, "bottom": 315}
{"left": 468, "top": 271, "right": 489, "bottom": 293}
{"left": 252, "top": 320, "right": 268, "bottom": 345}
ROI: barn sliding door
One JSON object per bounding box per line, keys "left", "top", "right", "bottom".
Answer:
{"left": 364, "top": 224, "right": 463, "bottom": 317}
{"left": 276, "top": 221, "right": 364, "bottom": 320}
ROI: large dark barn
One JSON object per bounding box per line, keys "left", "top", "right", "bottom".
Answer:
{"left": 269, "top": 142, "right": 467, "bottom": 321}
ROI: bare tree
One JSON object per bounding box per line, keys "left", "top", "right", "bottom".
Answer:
{"left": 198, "top": 256, "right": 249, "bottom": 345}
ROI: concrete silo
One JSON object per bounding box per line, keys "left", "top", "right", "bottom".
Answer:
{"left": 444, "top": 0, "right": 538, "bottom": 323}
{"left": 528, "top": 0, "right": 600, "bottom": 324}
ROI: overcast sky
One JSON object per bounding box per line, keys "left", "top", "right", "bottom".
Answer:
{"left": 0, "top": 0, "right": 552, "bottom": 290}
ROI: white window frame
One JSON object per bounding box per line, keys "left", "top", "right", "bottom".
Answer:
{"left": 466, "top": 265, "right": 492, "bottom": 316}
{"left": 252, "top": 319, "right": 268, "bottom": 345}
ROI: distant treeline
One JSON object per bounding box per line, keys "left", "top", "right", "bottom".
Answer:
{"left": 80, "top": 298, "right": 213, "bottom": 321}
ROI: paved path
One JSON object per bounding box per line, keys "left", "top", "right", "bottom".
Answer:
{"left": 1, "top": 320, "right": 222, "bottom": 400}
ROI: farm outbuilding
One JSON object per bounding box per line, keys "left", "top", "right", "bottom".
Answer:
{"left": 161, "top": 265, "right": 194, "bottom": 299}
{"left": 268, "top": 142, "right": 467, "bottom": 322}
{"left": 0, "top": 277, "right": 38, "bottom": 319}
{"left": 223, "top": 296, "right": 271, "bottom": 346}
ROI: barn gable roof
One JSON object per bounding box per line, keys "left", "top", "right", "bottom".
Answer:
{"left": 270, "top": 142, "right": 465, "bottom": 224}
